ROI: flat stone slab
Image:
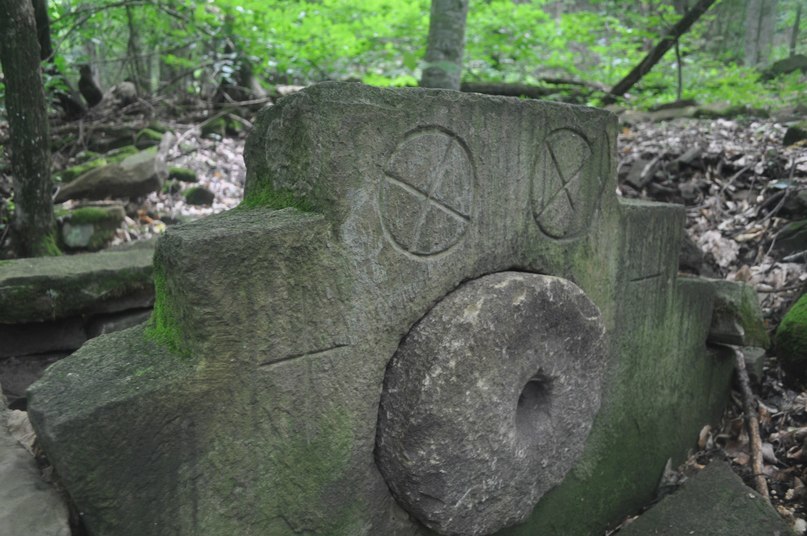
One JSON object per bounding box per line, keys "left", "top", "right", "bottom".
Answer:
{"left": 618, "top": 461, "right": 792, "bottom": 535}
{"left": 0, "top": 239, "right": 155, "bottom": 324}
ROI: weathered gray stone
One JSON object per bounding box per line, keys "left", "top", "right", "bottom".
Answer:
{"left": 0, "top": 241, "right": 155, "bottom": 323}
{"left": 29, "top": 83, "right": 736, "bottom": 536}
{"left": 0, "top": 353, "right": 68, "bottom": 408}
{"left": 377, "top": 272, "right": 606, "bottom": 535}
{"left": 0, "top": 387, "right": 70, "bottom": 536}
{"left": 0, "top": 319, "right": 86, "bottom": 358}
{"left": 618, "top": 461, "right": 792, "bottom": 535}
{"left": 54, "top": 147, "right": 165, "bottom": 202}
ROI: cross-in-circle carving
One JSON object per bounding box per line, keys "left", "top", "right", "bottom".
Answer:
{"left": 532, "top": 128, "right": 601, "bottom": 239}
{"left": 379, "top": 127, "right": 474, "bottom": 258}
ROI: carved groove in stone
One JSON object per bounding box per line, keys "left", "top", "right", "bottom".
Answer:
{"left": 379, "top": 127, "right": 474, "bottom": 258}
{"left": 532, "top": 128, "right": 605, "bottom": 239}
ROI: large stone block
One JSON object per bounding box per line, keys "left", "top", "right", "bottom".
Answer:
{"left": 29, "top": 83, "right": 735, "bottom": 536}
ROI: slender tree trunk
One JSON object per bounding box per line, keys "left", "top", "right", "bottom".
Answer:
{"left": 126, "top": 4, "right": 149, "bottom": 93}
{"left": 791, "top": 3, "right": 802, "bottom": 57}
{"left": 421, "top": 0, "right": 469, "bottom": 90}
{"left": 744, "top": 0, "right": 777, "bottom": 66}
{"left": 605, "top": 0, "right": 717, "bottom": 102}
{"left": 31, "top": 0, "right": 52, "bottom": 60}
{"left": 0, "top": 0, "right": 58, "bottom": 257}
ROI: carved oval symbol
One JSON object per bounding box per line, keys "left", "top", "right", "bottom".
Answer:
{"left": 379, "top": 128, "right": 474, "bottom": 258}
{"left": 532, "top": 128, "right": 600, "bottom": 239}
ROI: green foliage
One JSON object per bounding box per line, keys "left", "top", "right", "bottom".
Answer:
{"left": 3, "top": 0, "right": 803, "bottom": 111}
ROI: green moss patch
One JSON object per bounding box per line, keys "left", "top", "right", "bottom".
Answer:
{"left": 144, "top": 265, "right": 190, "bottom": 358}
{"left": 776, "top": 293, "right": 807, "bottom": 385}
{"left": 239, "top": 187, "right": 315, "bottom": 212}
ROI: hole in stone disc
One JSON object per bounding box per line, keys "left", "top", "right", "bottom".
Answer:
{"left": 516, "top": 371, "right": 553, "bottom": 444}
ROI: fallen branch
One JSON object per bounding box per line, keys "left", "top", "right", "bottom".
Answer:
{"left": 731, "top": 345, "right": 770, "bottom": 502}
{"left": 605, "top": 0, "right": 717, "bottom": 103}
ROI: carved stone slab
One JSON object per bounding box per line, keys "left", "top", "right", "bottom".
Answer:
{"left": 28, "top": 83, "right": 734, "bottom": 536}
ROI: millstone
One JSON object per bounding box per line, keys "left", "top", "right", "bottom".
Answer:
{"left": 375, "top": 271, "right": 607, "bottom": 536}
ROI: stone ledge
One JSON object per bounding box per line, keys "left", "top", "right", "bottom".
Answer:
{"left": 0, "top": 239, "right": 155, "bottom": 324}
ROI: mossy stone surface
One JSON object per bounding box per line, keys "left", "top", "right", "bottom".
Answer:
{"left": 776, "top": 293, "right": 807, "bottom": 385}
{"left": 167, "top": 166, "right": 197, "bottom": 183}
{"left": 29, "top": 83, "right": 736, "bottom": 536}
{"left": 0, "top": 241, "right": 155, "bottom": 323}
{"left": 57, "top": 205, "right": 125, "bottom": 251}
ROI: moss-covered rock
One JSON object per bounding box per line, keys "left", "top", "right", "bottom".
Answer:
{"left": 167, "top": 167, "right": 197, "bottom": 183}
{"left": 134, "top": 128, "right": 164, "bottom": 149}
{"left": 182, "top": 186, "right": 215, "bottom": 206}
{"left": 56, "top": 158, "right": 109, "bottom": 184}
{"left": 706, "top": 279, "right": 770, "bottom": 349}
{"left": 776, "top": 293, "right": 807, "bottom": 385}
{"left": 783, "top": 121, "right": 807, "bottom": 147}
{"left": 57, "top": 205, "right": 125, "bottom": 251}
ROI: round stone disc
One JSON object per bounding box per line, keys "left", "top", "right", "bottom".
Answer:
{"left": 375, "top": 272, "right": 607, "bottom": 536}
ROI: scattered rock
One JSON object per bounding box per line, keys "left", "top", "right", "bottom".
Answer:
{"left": 57, "top": 203, "right": 125, "bottom": 251}
{"left": 168, "top": 166, "right": 197, "bottom": 183}
{"left": 784, "top": 121, "right": 807, "bottom": 147}
{"left": 618, "top": 461, "right": 792, "bottom": 535}
{"left": 0, "top": 386, "right": 70, "bottom": 536}
{"left": 776, "top": 293, "right": 807, "bottom": 386}
{"left": 54, "top": 147, "right": 166, "bottom": 202}
{"left": 707, "top": 279, "right": 770, "bottom": 348}
{"left": 740, "top": 346, "right": 767, "bottom": 386}
{"left": 773, "top": 220, "right": 807, "bottom": 258}
{"left": 763, "top": 54, "right": 807, "bottom": 80}
{"left": 134, "top": 128, "right": 164, "bottom": 149}
{"left": 182, "top": 186, "right": 215, "bottom": 206}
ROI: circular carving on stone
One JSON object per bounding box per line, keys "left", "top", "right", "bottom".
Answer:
{"left": 375, "top": 272, "right": 607, "bottom": 536}
{"left": 532, "top": 128, "right": 604, "bottom": 239}
{"left": 379, "top": 127, "right": 474, "bottom": 258}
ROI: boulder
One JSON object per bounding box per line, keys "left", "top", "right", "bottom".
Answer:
{"left": 54, "top": 147, "right": 166, "bottom": 202}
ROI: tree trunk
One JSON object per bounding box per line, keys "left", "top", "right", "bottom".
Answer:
{"left": 605, "top": 0, "right": 717, "bottom": 102}
{"left": 791, "top": 3, "right": 802, "bottom": 58}
{"left": 420, "top": 0, "right": 469, "bottom": 90}
{"left": 0, "top": 0, "right": 58, "bottom": 257}
{"left": 31, "top": 0, "right": 52, "bottom": 60}
{"left": 745, "top": 0, "right": 778, "bottom": 66}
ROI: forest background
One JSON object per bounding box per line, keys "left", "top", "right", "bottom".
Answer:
{"left": 1, "top": 0, "right": 804, "bottom": 113}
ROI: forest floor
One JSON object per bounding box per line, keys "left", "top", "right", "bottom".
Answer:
{"left": 2, "top": 98, "right": 807, "bottom": 533}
